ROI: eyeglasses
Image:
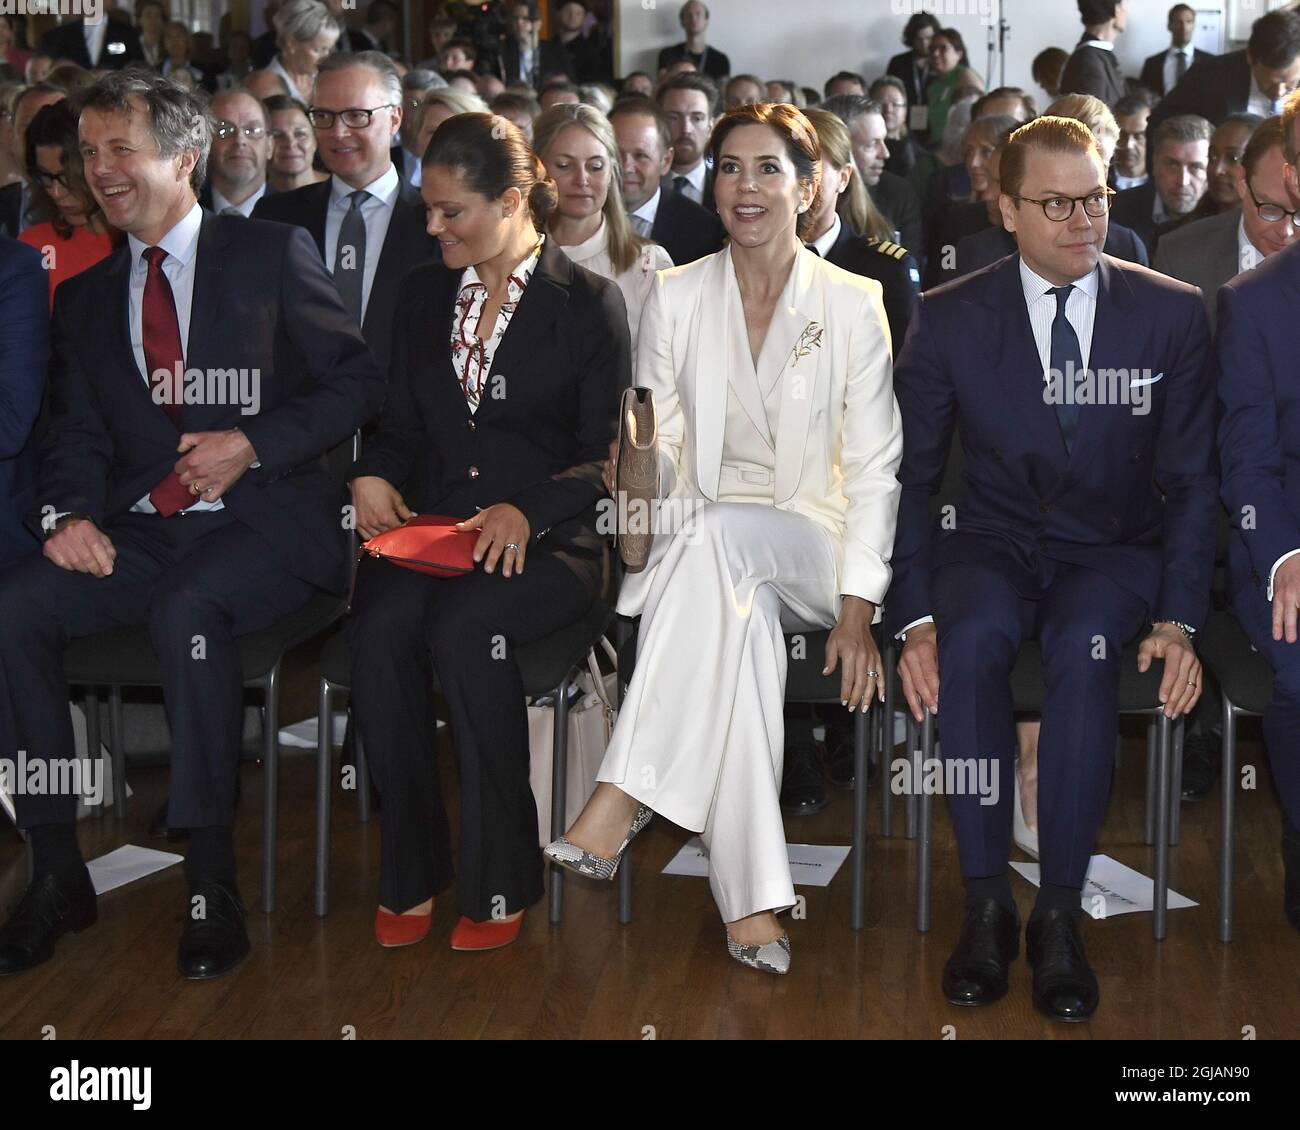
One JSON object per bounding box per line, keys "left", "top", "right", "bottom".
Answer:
{"left": 215, "top": 121, "right": 267, "bottom": 140}
{"left": 308, "top": 104, "right": 396, "bottom": 130}
{"left": 1012, "top": 188, "right": 1115, "bottom": 221}
{"left": 1246, "top": 176, "right": 1299, "bottom": 224}
{"left": 30, "top": 168, "right": 70, "bottom": 190}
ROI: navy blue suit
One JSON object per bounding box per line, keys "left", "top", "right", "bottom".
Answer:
{"left": 0, "top": 236, "right": 47, "bottom": 565}
{"left": 0, "top": 211, "right": 384, "bottom": 829}
{"left": 1217, "top": 240, "right": 1300, "bottom": 831}
{"left": 889, "top": 254, "right": 1217, "bottom": 886}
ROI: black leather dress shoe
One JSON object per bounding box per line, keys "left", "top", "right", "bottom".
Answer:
{"left": 1179, "top": 730, "right": 1220, "bottom": 801}
{"left": 178, "top": 881, "right": 250, "bottom": 979}
{"left": 780, "top": 739, "right": 828, "bottom": 816}
{"left": 1283, "top": 815, "right": 1300, "bottom": 932}
{"left": 824, "top": 722, "right": 879, "bottom": 790}
{"left": 942, "top": 898, "right": 1020, "bottom": 1006}
{"left": 1026, "top": 909, "right": 1099, "bottom": 1022}
{"left": 0, "top": 870, "right": 97, "bottom": 975}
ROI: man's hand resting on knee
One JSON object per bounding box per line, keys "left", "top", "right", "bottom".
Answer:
{"left": 898, "top": 622, "right": 940, "bottom": 721}
{"left": 43, "top": 517, "right": 116, "bottom": 577}
{"left": 1138, "top": 623, "right": 1202, "bottom": 719}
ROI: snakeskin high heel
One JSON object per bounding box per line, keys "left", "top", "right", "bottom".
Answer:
{"left": 543, "top": 804, "right": 654, "bottom": 880}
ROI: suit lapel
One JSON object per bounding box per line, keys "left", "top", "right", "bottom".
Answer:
{"left": 103, "top": 244, "right": 179, "bottom": 441}
{"left": 362, "top": 181, "right": 424, "bottom": 339}
{"left": 1066, "top": 256, "right": 1137, "bottom": 467}
{"left": 723, "top": 261, "right": 775, "bottom": 449}
{"left": 692, "top": 248, "right": 732, "bottom": 497}
{"left": 771, "top": 250, "right": 819, "bottom": 502}
{"left": 183, "top": 212, "right": 230, "bottom": 432}
{"left": 306, "top": 180, "right": 330, "bottom": 259}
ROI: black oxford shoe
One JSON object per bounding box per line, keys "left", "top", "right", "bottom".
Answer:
{"left": 780, "top": 739, "right": 828, "bottom": 816}
{"left": 1026, "top": 908, "right": 1099, "bottom": 1022}
{"left": 942, "top": 898, "right": 1020, "bottom": 1006}
{"left": 178, "top": 881, "right": 250, "bottom": 980}
{"left": 0, "top": 870, "right": 97, "bottom": 975}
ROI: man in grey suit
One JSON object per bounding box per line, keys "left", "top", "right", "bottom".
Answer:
{"left": 1155, "top": 115, "right": 1296, "bottom": 329}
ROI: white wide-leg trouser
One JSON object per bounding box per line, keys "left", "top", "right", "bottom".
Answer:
{"left": 598, "top": 501, "right": 840, "bottom": 922}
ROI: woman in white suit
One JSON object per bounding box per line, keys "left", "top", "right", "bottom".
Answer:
{"left": 545, "top": 103, "right": 903, "bottom": 974}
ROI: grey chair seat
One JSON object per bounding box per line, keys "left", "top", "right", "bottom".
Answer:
{"left": 1007, "top": 639, "right": 1170, "bottom": 713}
{"left": 1199, "top": 610, "right": 1272, "bottom": 715}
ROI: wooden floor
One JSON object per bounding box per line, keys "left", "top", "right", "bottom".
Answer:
{"left": 1, "top": 707, "right": 1296, "bottom": 1040}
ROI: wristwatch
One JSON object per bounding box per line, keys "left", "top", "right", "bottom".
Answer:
{"left": 1156, "top": 620, "right": 1196, "bottom": 639}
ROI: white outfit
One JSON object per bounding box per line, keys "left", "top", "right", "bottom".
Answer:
{"left": 597, "top": 246, "right": 903, "bottom": 921}
{"left": 553, "top": 218, "right": 673, "bottom": 354}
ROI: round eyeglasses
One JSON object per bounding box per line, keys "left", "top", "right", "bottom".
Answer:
{"left": 1011, "top": 188, "right": 1116, "bottom": 222}
{"left": 215, "top": 121, "right": 267, "bottom": 141}
{"left": 1246, "top": 176, "right": 1299, "bottom": 224}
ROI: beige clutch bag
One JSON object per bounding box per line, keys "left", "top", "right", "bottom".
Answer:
{"left": 614, "top": 387, "right": 658, "bottom": 571}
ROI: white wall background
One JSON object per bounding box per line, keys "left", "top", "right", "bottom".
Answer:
{"left": 615, "top": 1, "right": 1296, "bottom": 100}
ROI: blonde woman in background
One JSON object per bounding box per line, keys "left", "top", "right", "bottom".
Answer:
{"left": 269, "top": 0, "right": 339, "bottom": 104}
{"left": 533, "top": 101, "right": 672, "bottom": 352}
{"left": 415, "top": 86, "right": 490, "bottom": 158}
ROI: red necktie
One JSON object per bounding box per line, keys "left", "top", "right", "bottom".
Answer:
{"left": 142, "top": 246, "right": 195, "bottom": 516}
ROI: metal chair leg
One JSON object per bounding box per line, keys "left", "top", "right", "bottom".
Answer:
{"left": 904, "top": 712, "right": 919, "bottom": 840}
{"left": 355, "top": 721, "right": 371, "bottom": 824}
{"left": 548, "top": 677, "right": 571, "bottom": 925}
{"left": 1169, "top": 719, "right": 1184, "bottom": 846}
{"left": 261, "top": 666, "right": 280, "bottom": 915}
{"left": 1144, "top": 717, "right": 1157, "bottom": 845}
{"left": 1219, "top": 695, "right": 1236, "bottom": 943}
{"left": 1153, "top": 711, "right": 1172, "bottom": 940}
{"left": 85, "top": 689, "right": 106, "bottom": 818}
{"left": 109, "top": 685, "right": 126, "bottom": 819}
{"left": 851, "top": 704, "right": 869, "bottom": 930}
{"left": 315, "top": 680, "right": 332, "bottom": 918}
{"left": 617, "top": 850, "right": 633, "bottom": 924}
{"left": 881, "top": 647, "right": 895, "bottom": 838}
{"left": 917, "top": 708, "right": 935, "bottom": 933}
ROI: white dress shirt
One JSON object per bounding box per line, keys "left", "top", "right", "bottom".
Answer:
{"left": 126, "top": 202, "right": 224, "bottom": 513}
{"left": 672, "top": 160, "right": 707, "bottom": 204}
{"left": 630, "top": 185, "right": 662, "bottom": 232}
{"left": 808, "top": 212, "right": 842, "bottom": 259}
{"left": 211, "top": 181, "right": 267, "bottom": 217}
{"left": 1163, "top": 45, "right": 1194, "bottom": 94}
{"left": 323, "top": 164, "right": 400, "bottom": 323}
{"left": 1247, "top": 73, "right": 1284, "bottom": 119}
{"left": 896, "top": 257, "right": 1099, "bottom": 639}
{"left": 83, "top": 18, "right": 108, "bottom": 67}
{"left": 1113, "top": 172, "right": 1148, "bottom": 192}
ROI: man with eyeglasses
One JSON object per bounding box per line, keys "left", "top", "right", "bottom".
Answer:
{"left": 199, "top": 91, "right": 273, "bottom": 217}
{"left": 890, "top": 115, "right": 1216, "bottom": 1022}
{"left": 253, "top": 51, "right": 439, "bottom": 378}
{"left": 1157, "top": 116, "right": 1290, "bottom": 331}
{"left": 1217, "top": 90, "right": 1300, "bottom": 937}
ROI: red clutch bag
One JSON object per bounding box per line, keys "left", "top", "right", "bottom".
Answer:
{"left": 361, "top": 514, "right": 479, "bottom": 578}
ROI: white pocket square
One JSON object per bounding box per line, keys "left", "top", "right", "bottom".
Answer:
{"left": 1129, "top": 372, "right": 1164, "bottom": 388}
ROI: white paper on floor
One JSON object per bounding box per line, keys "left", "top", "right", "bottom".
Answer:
{"left": 86, "top": 845, "right": 183, "bottom": 896}
{"left": 1010, "top": 853, "right": 1197, "bottom": 917}
{"left": 662, "top": 837, "right": 851, "bottom": 887}
{"left": 278, "top": 714, "right": 443, "bottom": 750}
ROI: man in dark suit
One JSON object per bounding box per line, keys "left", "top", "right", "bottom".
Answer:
{"left": 0, "top": 235, "right": 47, "bottom": 566}
{"left": 657, "top": 1, "right": 731, "bottom": 82}
{"left": 0, "top": 68, "right": 383, "bottom": 979}
{"left": 38, "top": 15, "right": 143, "bottom": 70}
{"left": 500, "top": 1, "right": 573, "bottom": 88}
{"left": 889, "top": 117, "right": 1215, "bottom": 1022}
{"left": 1139, "top": 4, "right": 1214, "bottom": 98}
{"left": 1059, "top": 0, "right": 1127, "bottom": 107}
{"left": 1148, "top": 7, "right": 1300, "bottom": 148}
{"left": 253, "top": 52, "right": 440, "bottom": 379}
{"left": 197, "top": 90, "right": 274, "bottom": 217}
{"left": 657, "top": 73, "right": 718, "bottom": 214}
{"left": 886, "top": 11, "right": 940, "bottom": 110}
{"left": 610, "top": 96, "right": 724, "bottom": 266}
{"left": 1111, "top": 113, "right": 1210, "bottom": 254}
{"left": 1156, "top": 114, "right": 1295, "bottom": 331}
{"left": 551, "top": 0, "right": 611, "bottom": 85}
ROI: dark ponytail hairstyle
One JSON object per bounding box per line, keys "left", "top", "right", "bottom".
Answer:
{"left": 423, "top": 111, "right": 557, "bottom": 228}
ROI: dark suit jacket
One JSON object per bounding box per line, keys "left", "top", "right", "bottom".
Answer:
{"left": 1217, "top": 239, "right": 1300, "bottom": 598}
{"left": 869, "top": 171, "right": 923, "bottom": 261}
{"left": 651, "top": 182, "right": 725, "bottom": 266}
{"left": 198, "top": 180, "right": 277, "bottom": 213}
{"left": 887, "top": 50, "right": 930, "bottom": 106}
{"left": 668, "top": 164, "right": 716, "bottom": 215}
{"left": 1059, "top": 36, "right": 1125, "bottom": 106}
{"left": 925, "top": 200, "right": 991, "bottom": 288}
{"left": 656, "top": 42, "right": 731, "bottom": 81}
{"left": 819, "top": 225, "right": 919, "bottom": 357}
{"left": 1148, "top": 48, "right": 1253, "bottom": 140}
{"left": 38, "top": 19, "right": 143, "bottom": 69}
{"left": 251, "top": 176, "right": 440, "bottom": 377}
{"left": 1109, "top": 181, "right": 1160, "bottom": 255}
{"left": 554, "top": 31, "right": 611, "bottom": 84}
{"left": 499, "top": 37, "right": 574, "bottom": 86}
{"left": 33, "top": 213, "right": 385, "bottom": 593}
{"left": 1153, "top": 206, "right": 1241, "bottom": 332}
{"left": 887, "top": 253, "right": 1217, "bottom": 635}
{"left": 349, "top": 239, "right": 629, "bottom": 564}
{"left": 0, "top": 236, "right": 48, "bottom": 564}
{"left": 0, "top": 182, "right": 20, "bottom": 238}
{"left": 1139, "top": 46, "right": 1214, "bottom": 97}
{"left": 251, "top": 29, "right": 277, "bottom": 69}
{"left": 945, "top": 220, "right": 1149, "bottom": 285}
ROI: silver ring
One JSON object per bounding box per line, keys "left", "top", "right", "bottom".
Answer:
{"left": 866, "top": 670, "right": 879, "bottom": 678}
{"left": 504, "top": 542, "right": 521, "bottom": 552}
{"left": 1188, "top": 680, "right": 1197, "bottom": 687}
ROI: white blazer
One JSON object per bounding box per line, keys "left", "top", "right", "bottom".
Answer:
{"left": 620, "top": 243, "right": 903, "bottom": 616}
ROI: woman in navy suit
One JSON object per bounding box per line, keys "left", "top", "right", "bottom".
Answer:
{"left": 347, "top": 113, "right": 629, "bottom": 952}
